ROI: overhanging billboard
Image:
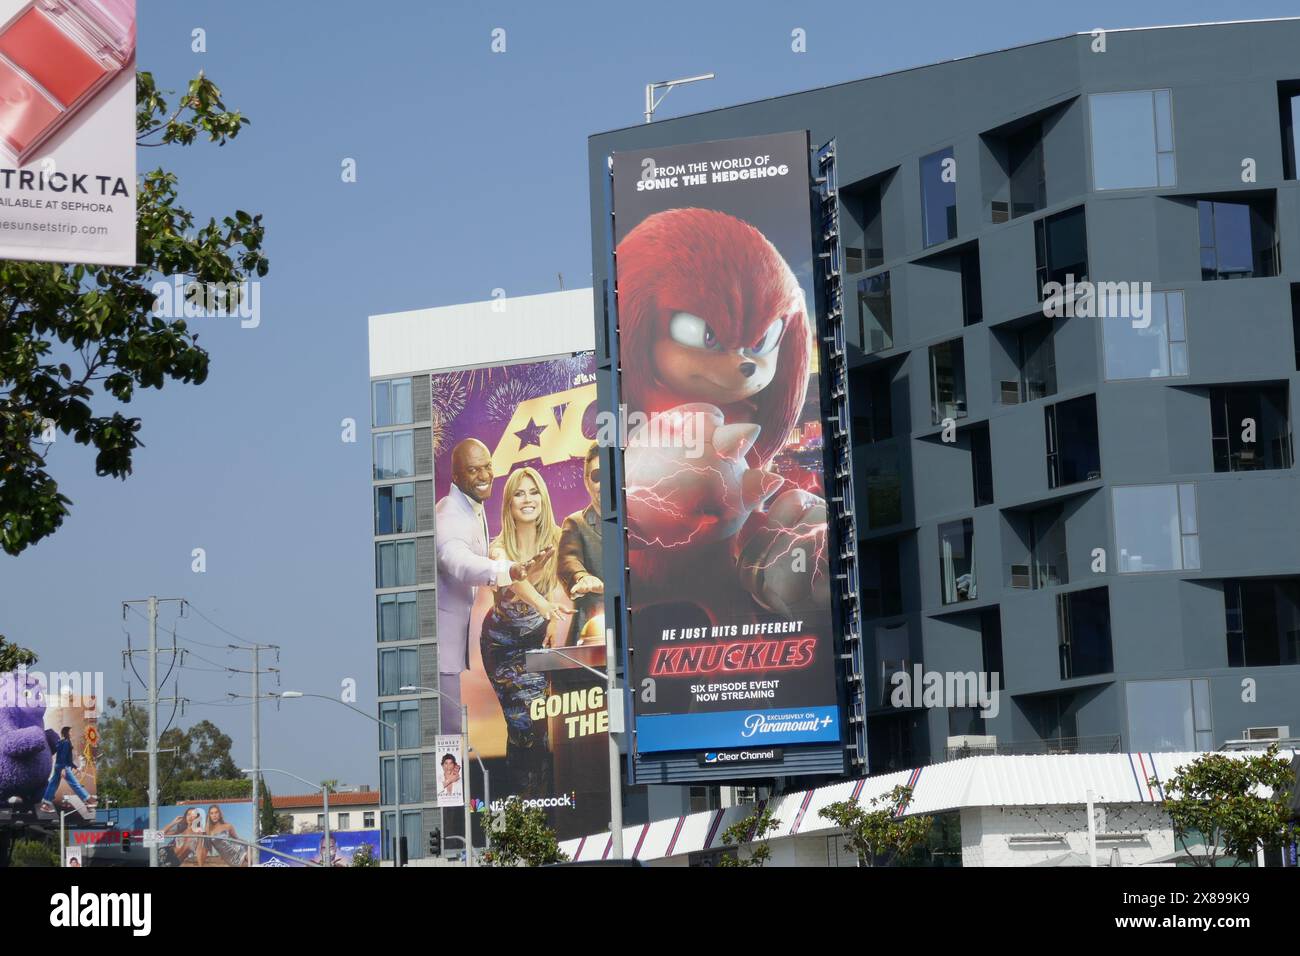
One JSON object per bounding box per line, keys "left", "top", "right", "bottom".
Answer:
{"left": 259, "top": 830, "right": 381, "bottom": 867}
{"left": 432, "top": 354, "right": 611, "bottom": 839}
{"left": 611, "top": 131, "right": 842, "bottom": 758}
{"left": 0, "top": 0, "right": 137, "bottom": 265}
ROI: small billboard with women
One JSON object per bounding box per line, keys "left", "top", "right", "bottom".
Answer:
{"left": 431, "top": 354, "right": 611, "bottom": 840}
{"left": 92, "top": 801, "right": 256, "bottom": 866}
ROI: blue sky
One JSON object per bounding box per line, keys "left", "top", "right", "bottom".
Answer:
{"left": 2, "top": 0, "right": 1294, "bottom": 793}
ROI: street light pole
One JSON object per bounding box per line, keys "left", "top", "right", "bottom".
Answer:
{"left": 643, "top": 72, "right": 715, "bottom": 123}
{"left": 463, "top": 704, "right": 473, "bottom": 868}
{"left": 275, "top": 692, "right": 400, "bottom": 867}
{"left": 245, "top": 767, "right": 332, "bottom": 868}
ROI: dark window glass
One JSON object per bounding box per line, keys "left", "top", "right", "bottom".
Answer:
{"left": 861, "top": 444, "right": 902, "bottom": 530}
{"left": 938, "top": 517, "right": 976, "bottom": 605}
{"left": 921, "top": 147, "right": 957, "bottom": 247}
{"left": 1026, "top": 693, "right": 1078, "bottom": 744}
{"left": 1017, "top": 318, "right": 1057, "bottom": 403}
{"left": 1008, "top": 123, "right": 1047, "bottom": 217}
{"left": 970, "top": 425, "right": 993, "bottom": 506}
{"left": 1198, "top": 198, "right": 1279, "bottom": 280}
{"left": 1210, "top": 384, "right": 1292, "bottom": 472}
{"left": 849, "top": 363, "right": 893, "bottom": 445}
{"left": 862, "top": 184, "right": 884, "bottom": 269}
{"left": 376, "top": 483, "right": 416, "bottom": 535}
{"left": 1278, "top": 83, "right": 1300, "bottom": 181}
{"left": 980, "top": 607, "right": 1003, "bottom": 680}
{"left": 960, "top": 244, "right": 983, "bottom": 325}
{"left": 1293, "top": 286, "right": 1300, "bottom": 372}
{"left": 1226, "top": 578, "right": 1300, "bottom": 667}
{"left": 948, "top": 707, "right": 986, "bottom": 737}
{"left": 929, "top": 338, "right": 967, "bottom": 425}
{"left": 1045, "top": 395, "right": 1100, "bottom": 489}
{"left": 377, "top": 592, "right": 418, "bottom": 642}
{"left": 373, "top": 379, "right": 413, "bottom": 427}
{"left": 1010, "top": 503, "right": 1068, "bottom": 589}
{"left": 1035, "top": 206, "right": 1088, "bottom": 298}
{"left": 860, "top": 537, "right": 903, "bottom": 619}
{"left": 858, "top": 273, "right": 893, "bottom": 354}
{"left": 1057, "top": 587, "right": 1113, "bottom": 679}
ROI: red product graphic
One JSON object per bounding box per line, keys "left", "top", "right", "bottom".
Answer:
{"left": 0, "top": 0, "right": 135, "bottom": 162}
{"left": 617, "top": 207, "right": 829, "bottom": 620}
{"left": 649, "top": 637, "right": 816, "bottom": 676}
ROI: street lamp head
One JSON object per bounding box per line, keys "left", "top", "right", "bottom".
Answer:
{"left": 279, "top": 691, "right": 304, "bottom": 698}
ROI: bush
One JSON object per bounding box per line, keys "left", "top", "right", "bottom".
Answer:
{"left": 12, "top": 839, "right": 58, "bottom": 868}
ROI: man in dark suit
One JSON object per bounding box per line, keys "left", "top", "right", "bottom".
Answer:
{"left": 557, "top": 443, "right": 604, "bottom": 644}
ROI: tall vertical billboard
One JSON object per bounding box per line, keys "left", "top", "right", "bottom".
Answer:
{"left": 611, "top": 132, "right": 841, "bottom": 756}
{"left": 432, "top": 355, "right": 610, "bottom": 840}
{"left": 0, "top": 0, "right": 137, "bottom": 265}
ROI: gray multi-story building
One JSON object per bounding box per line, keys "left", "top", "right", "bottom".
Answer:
{"left": 588, "top": 19, "right": 1300, "bottom": 774}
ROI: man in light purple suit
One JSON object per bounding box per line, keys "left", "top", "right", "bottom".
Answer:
{"left": 436, "top": 439, "right": 549, "bottom": 734}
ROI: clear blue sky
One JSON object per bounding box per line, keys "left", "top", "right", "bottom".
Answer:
{"left": 1, "top": 0, "right": 1293, "bottom": 793}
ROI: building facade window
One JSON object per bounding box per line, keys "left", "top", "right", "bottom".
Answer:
{"left": 861, "top": 444, "right": 902, "bottom": 530}
{"left": 929, "top": 338, "right": 967, "bottom": 424}
{"left": 364, "top": 812, "right": 375, "bottom": 828}
{"left": 377, "top": 591, "right": 418, "bottom": 642}
{"left": 1045, "top": 395, "right": 1100, "bottom": 488}
{"left": 373, "top": 378, "right": 413, "bottom": 427}
{"left": 1001, "top": 317, "right": 1057, "bottom": 404}
{"left": 1210, "top": 384, "right": 1292, "bottom": 472}
{"left": 1225, "top": 578, "right": 1300, "bottom": 667}
{"left": 1035, "top": 206, "right": 1088, "bottom": 298}
{"left": 1103, "top": 290, "right": 1188, "bottom": 380}
{"left": 1009, "top": 502, "right": 1067, "bottom": 589}
{"left": 379, "top": 699, "right": 420, "bottom": 749}
{"left": 1125, "top": 678, "right": 1212, "bottom": 751}
{"left": 844, "top": 179, "right": 885, "bottom": 273}
{"left": 920, "top": 147, "right": 957, "bottom": 247}
{"left": 375, "top": 482, "right": 416, "bottom": 535}
{"left": 960, "top": 244, "right": 983, "bottom": 325}
{"left": 850, "top": 362, "right": 893, "bottom": 444}
{"left": 1198, "top": 197, "right": 1279, "bottom": 280}
{"left": 378, "top": 647, "right": 418, "bottom": 697}
{"left": 373, "top": 430, "right": 415, "bottom": 479}
{"left": 1057, "top": 587, "right": 1113, "bottom": 680}
{"left": 376, "top": 540, "right": 416, "bottom": 588}
{"left": 1089, "top": 90, "right": 1175, "bottom": 189}
{"left": 938, "top": 517, "right": 976, "bottom": 605}
{"left": 1113, "top": 483, "right": 1200, "bottom": 573}
{"left": 339, "top": 812, "right": 351, "bottom": 830}
{"left": 857, "top": 273, "right": 893, "bottom": 354}
{"left": 860, "top": 537, "right": 903, "bottom": 618}
{"left": 970, "top": 424, "right": 994, "bottom": 506}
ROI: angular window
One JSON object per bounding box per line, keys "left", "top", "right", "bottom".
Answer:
{"left": 849, "top": 362, "right": 892, "bottom": 445}
{"left": 1057, "top": 587, "right": 1113, "bottom": 680}
{"left": 375, "top": 482, "right": 416, "bottom": 535}
{"left": 980, "top": 607, "right": 1003, "bottom": 682}
{"left": 857, "top": 273, "right": 893, "bottom": 354}
{"left": 1036, "top": 206, "right": 1088, "bottom": 298}
{"left": 844, "top": 179, "right": 885, "bottom": 273}
{"left": 1293, "top": 286, "right": 1300, "bottom": 372}
{"left": 376, "top": 540, "right": 417, "bottom": 588}
{"left": 377, "top": 591, "right": 418, "bottom": 642}
{"left": 920, "top": 147, "right": 957, "bottom": 247}
{"left": 1089, "top": 90, "right": 1175, "bottom": 190}
{"left": 1001, "top": 317, "right": 1057, "bottom": 404}
{"left": 960, "top": 244, "right": 983, "bottom": 326}
{"left": 1045, "top": 395, "right": 1100, "bottom": 488}
{"left": 948, "top": 707, "right": 986, "bottom": 738}
{"left": 1198, "top": 197, "right": 1279, "bottom": 280}
{"left": 1225, "top": 578, "right": 1300, "bottom": 667}
{"left": 1278, "top": 81, "right": 1300, "bottom": 181}
{"left": 970, "top": 424, "right": 994, "bottom": 507}
{"left": 859, "top": 536, "right": 903, "bottom": 619}
{"left": 929, "top": 338, "right": 967, "bottom": 425}
{"left": 1009, "top": 502, "right": 1067, "bottom": 589}
{"left": 1210, "top": 384, "right": 1292, "bottom": 472}
{"left": 938, "top": 517, "right": 976, "bottom": 605}
{"left": 861, "top": 444, "right": 902, "bottom": 530}
{"left": 1125, "top": 679, "right": 1213, "bottom": 752}
{"left": 373, "top": 378, "right": 413, "bottom": 427}
{"left": 374, "top": 430, "right": 414, "bottom": 479}
{"left": 1113, "top": 483, "right": 1200, "bottom": 573}
{"left": 1103, "top": 290, "right": 1188, "bottom": 380}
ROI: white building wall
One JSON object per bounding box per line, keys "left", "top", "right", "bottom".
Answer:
{"left": 964, "top": 804, "right": 1177, "bottom": 867}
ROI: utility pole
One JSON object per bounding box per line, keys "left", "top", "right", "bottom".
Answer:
{"left": 225, "top": 643, "right": 279, "bottom": 850}
{"left": 122, "top": 596, "right": 186, "bottom": 868}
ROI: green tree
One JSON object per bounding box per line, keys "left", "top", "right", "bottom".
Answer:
{"left": 0, "top": 634, "right": 36, "bottom": 672}
{"left": 819, "top": 785, "right": 934, "bottom": 867}
{"left": 11, "top": 837, "right": 58, "bottom": 867}
{"left": 1155, "top": 745, "right": 1296, "bottom": 867}
{"left": 483, "top": 799, "right": 569, "bottom": 867}
{"left": 259, "top": 777, "right": 278, "bottom": 837}
{"left": 0, "top": 69, "right": 267, "bottom": 562}
{"left": 717, "top": 803, "right": 780, "bottom": 867}
{"left": 350, "top": 843, "right": 379, "bottom": 868}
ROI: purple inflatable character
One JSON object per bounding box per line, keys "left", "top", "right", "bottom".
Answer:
{"left": 0, "top": 671, "right": 57, "bottom": 810}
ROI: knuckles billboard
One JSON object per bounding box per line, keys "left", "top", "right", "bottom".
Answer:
{"left": 610, "top": 131, "right": 842, "bottom": 755}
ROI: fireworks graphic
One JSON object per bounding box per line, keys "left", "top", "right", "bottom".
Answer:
{"left": 484, "top": 376, "right": 535, "bottom": 426}
{"left": 430, "top": 371, "right": 469, "bottom": 457}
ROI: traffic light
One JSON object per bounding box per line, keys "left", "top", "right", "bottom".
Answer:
{"left": 398, "top": 836, "right": 408, "bottom": 865}
{"left": 429, "top": 828, "right": 442, "bottom": 857}
{"left": 121, "top": 830, "right": 131, "bottom": 852}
